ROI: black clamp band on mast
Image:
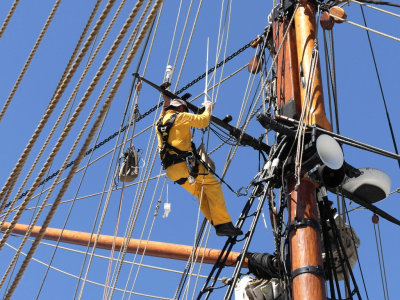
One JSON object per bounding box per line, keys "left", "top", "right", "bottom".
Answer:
{"left": 287, "top": 218, "right": 321, "bottom": 233}
{"left": 291, "top": 265, "right": 325, "bottom": 280}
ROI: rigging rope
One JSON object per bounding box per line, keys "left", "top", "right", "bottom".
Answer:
{"left": 294, "top": 6, "right": 323, "bottom": 189}
{"left": 1, "top": 9, "right": 258, "bottom": 296}
{"left": 294, "top": 47, "right": 319, "bottom": 188}
{"left": 171, "top": 0, "right": 199, "bottom": 91}
{"left": 327, "top": 29, "right": 340, "bottom": 133}
{"left": 216, "top": 0, "right": 234, "bottom": 101}
{"left": 164, "top": 0, "right": 183, "bottom": 73}
{"left": 174, "top": 2, "right": 237, "bottom": 296}
{"left": 353, "top": 0, "right": 400, "bottom": 8}
{"left": 372, "top": 216, "right": 390, "bottom": 300}
{"left": 169, "top": 2, "right": 216, "bottom": 296}
{"left": 6, "top": 0, "right": 147, "bottom": 290}
{"left": 9, "top": 42, "right": 252, "bottom": 208}
{"left": 350, "top": 0, "right": 400, "bottom": 18}
{"left": 0, "top": 0, "right": 117, "bottom": 215}
{"left": 112, "top": 134, "right": 160, "bottom": 298}
{"left": 124, "top": 175, "right": 168, "bottom": 299}
{"left": 328, "top": 13, "right": 400, "bottom": 42}
{"left": 103, "top": 88, "right": 142, "bottom": 298}
{"left": 175, "top": 42, "right": 251, "bottom": 95}
{"left": 35, "top": 108, "right": 112, "bottom": 299}
{"left": 359, "top": 4, "right": 400, "bottom": 168}
{"left": 0, "top": 0, "right": 20, "bottom": 40}
{"left": 0, "top": 0, "right": 140, "bottom": 254}
{"left": 2, "top": 0, "right": 164, "bottom": 298}
{"left": 322, "top": 28, "right": 341, "bottom": 134}
{"left": 4, "top": 237, "right": 211, "bottom": 299}
{"left": 107, "top": 114, "right": 161, "bottom": 298}
{"left": 74, "top": 1, "right": 161, "bottom": 296}
{"left": 78, "top": 4, "right": 172, "bottom": 296}
{"left": 0, "top": 0, "right": 61, "bottom": 123}
{"left": 118, "top": 15, "right": 169, "bottom": 298}
{"left": 1, "top": 0, "right": 109, "bottom": 225}
{"left": 343, "top": 201, "right": 371, "bottom": 299}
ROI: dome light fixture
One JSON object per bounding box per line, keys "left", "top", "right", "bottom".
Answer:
{"left": 316, "top": 134, "right": 344, "bottom": 170}
{"left": 342, "top": 168, "right": 391, "bottom": 203}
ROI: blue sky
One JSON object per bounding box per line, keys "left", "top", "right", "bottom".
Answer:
{"left": 0, "top": 0, "right": 399, "bottom": 299}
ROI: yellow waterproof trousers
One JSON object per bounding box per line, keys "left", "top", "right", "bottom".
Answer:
{"left": 166, "top": 162, "right": 231, "bottom": 226}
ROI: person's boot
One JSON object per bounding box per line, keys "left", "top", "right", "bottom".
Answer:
{"left": 215, "top": 222, "right": 243, "bottom": 237}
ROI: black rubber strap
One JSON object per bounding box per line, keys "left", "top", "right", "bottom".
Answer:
{"left": 292, "top": 265, "right": 325, "bottom": 280}
{"left": 175, "top": 177, "right": 188, "bottom": 185}
{"left": 288, "top": 218, "right": 321, "bottom": 233}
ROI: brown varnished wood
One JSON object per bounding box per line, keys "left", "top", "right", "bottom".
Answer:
{"left": 273, "top": 1, "right": 330, "bottom": 299}
{"left": 0, "top": 222, "right": 247, "bottom": 267}
{"left": 289, "top": 179, "right": 326, "bottom": 300}
{"left": 272, "top": 19, "right": 301, "bottom": 113}
{"left": 294, "top": 0, "right": 332, "bottom": 130}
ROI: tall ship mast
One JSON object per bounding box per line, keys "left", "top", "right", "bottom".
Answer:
{"left": 0, "top": 0, "right": 399, "bottom": 299}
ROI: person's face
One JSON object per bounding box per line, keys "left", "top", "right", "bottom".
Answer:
{"left": 177, "top": 105, "right": 188, "bottom": 113}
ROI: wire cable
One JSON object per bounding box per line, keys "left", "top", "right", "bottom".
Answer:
{"left": 354, "top": 0, "right": 400, "bottom": 8}
{"left": 373, "top": 218, "right": 389, "bottom": 300}
{"left": 344, "top": 201, "right": 370, "bottom": 300}
{"left": 359, "top": 5, "right": 400, "bottom": 168}
{"left": 328, "top": 13, "right": 400, "bottom": 42}
{"left": 350, "top": 0, "right": 400, "bottom": 17}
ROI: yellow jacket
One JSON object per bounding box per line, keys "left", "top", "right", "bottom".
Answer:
{"left": 156, "top": 109, "right": 231, "bottom": 226}
{"left": 156, "top": 109, "right": 211, "bottom": 153}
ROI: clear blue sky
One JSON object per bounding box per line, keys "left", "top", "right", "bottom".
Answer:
{"left": 0, "top": 1, "right": 399, "bottom": 299}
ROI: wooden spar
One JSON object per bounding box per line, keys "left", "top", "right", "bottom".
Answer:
{"left": 272, "top": 16, "right": 301, "bottom": 116}
{"left": 291, "top": 1, "right": 328, "bottom": 299}
{"left": 272, "top": 1, "right": 330, "bottom": 299}
{"left": 294, "top": 1, "right": 331, "bottom": 131}
{"left": 288, "top": 179, "right": 326, "bottom": 300}
{"left": 0, "top": 222, "right": 247, "bottom": 268}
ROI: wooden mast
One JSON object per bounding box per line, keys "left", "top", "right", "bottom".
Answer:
{"left": 1, "top": 222, "right": 247, "bottom": 267}
{"left": 273, "top": 0, "right": 330, "bottom": 299}
{"left": 291, "top": 2, "right": 330, "bottom": 299}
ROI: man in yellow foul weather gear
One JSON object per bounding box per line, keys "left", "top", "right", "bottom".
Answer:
{"left": 156, "top": 96, "right": 242, "bottom": 237}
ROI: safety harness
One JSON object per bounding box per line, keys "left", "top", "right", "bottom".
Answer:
{"left": 157, "top": 113, "right": 199, "bottom": 184}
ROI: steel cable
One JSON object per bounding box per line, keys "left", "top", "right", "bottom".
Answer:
{"left": 360, "top": 5, "right": 400, "bottom": 168}
{"left": 373, "top": 220, "right": 389, "bottom": 300}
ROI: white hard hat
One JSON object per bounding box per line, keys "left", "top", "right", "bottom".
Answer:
{"left": 168, "top": 98, "right": 187, "bottom": 108}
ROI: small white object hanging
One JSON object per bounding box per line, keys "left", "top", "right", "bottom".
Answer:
{"left": 162, "top": 202, "right": 171, "bottom": 218}
{"left": 162, "top": 184, "right": 171, "bottom": 218}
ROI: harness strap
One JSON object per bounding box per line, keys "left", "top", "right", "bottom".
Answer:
{"left": 175, "top": 177, "right": 188, "bottom": 185}
{"left": 157, "top": 113, "right": 199, "bottom": 177}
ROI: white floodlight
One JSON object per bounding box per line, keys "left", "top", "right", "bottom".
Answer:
{"left": 342, "top": 168, "right": 391, "bottom": 203}
{"left": 316, "top": 134, "right": 344, "bottom": 170}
